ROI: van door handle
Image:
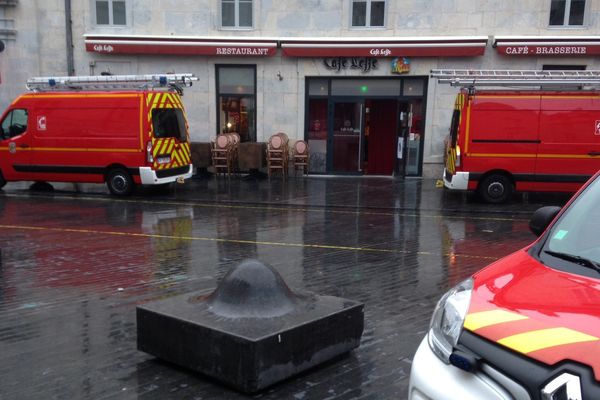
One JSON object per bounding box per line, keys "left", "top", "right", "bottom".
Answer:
{"left": 588, "top": 151, "right": 600, "bottom": 156}
{"left": 19, "top": 144, "right": 30, "bottom": 149}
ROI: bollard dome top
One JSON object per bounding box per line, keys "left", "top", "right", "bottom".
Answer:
{"left": 207, "top": 259, "right": 298, "bottom": 318}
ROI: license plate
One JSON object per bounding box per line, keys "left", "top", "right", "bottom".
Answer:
{"left": 157, "top": 156, "right": 171, "bottom": 164}
{"left": 176, "top": 176, "right": 185, "bottom": 184}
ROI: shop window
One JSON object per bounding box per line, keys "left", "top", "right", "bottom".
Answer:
{"left": 221, "top": 0, "right": 253, "bottom": 29}
{"left": 217, "top": 65, "right": 256, "bottom": 142}
{"left": 308, "top": 79, "right": 329, "bottom": 96}
{"left": 549, "top": 0, "right": 586, "bottom": 26}
{"left": 331, "top": 79, "right": 400, "bottom": 96}
{"left": 351, "top": 0, "right": 385, "bottom": 28}
{"left": 403, "top": 79, "right": 425, "bottom": 96}
{"left": 94, "top": 0, "right": 127, "bottom": 26}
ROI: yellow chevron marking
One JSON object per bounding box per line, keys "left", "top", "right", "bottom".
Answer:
{"left": 173, "top": 150, "right": 182, "bottom": 165}
{"left": 498, "top": 327, "right": 599, "bottom": 354}
{"left": 464, "top": 310, "right": 528, "bottom": 331}
{"left": 151, "top": 93, "right": 161, "bottom": 110}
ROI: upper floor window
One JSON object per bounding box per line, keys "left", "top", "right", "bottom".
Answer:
{"left": 95, "top": 0, "right": 127, "bottom": 26}
{"left": 549, "top": 0, "right": 586, "bottom": 26}
{"left": 221, "top": 0, "right": 253, "bottom": 29}
{"left": 351, "top": 0, "right": 385, "bottom": 28}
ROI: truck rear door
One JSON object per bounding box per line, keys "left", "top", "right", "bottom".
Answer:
{"left": 148, "top": 93, "right": 191, "bottom": 172}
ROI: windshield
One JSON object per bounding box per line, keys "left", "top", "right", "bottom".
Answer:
{"left": 541, "top": 174, "right": 600, "bottom": 272}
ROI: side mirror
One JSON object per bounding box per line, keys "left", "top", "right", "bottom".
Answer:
{"left": 529, "top": 206, "right": 561, "bottom": 237}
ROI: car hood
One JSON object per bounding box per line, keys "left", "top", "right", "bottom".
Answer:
{"left": 464, "top": 249, "right": 600, "bottom": 381}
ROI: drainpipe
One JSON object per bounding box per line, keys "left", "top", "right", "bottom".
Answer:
{"left": 64, "top": 0, "right": 75, "bottom": 76}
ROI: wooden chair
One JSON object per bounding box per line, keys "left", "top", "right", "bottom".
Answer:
{"left": 266, "top": 132, "right": 289, "bottom": 178}
{"left": 291, "top": 140, "right": 309, "bottom": 175}
{"left": 211, "top": 134, "right": 233, "bottom": 176}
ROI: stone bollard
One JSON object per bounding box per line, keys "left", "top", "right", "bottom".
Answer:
{"left": 137, "top": 259, "right": 364, "bottom": 393}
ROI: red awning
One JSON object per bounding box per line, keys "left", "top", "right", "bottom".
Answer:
{"left": 84, "top": 35, "right": 278, "bottom": 56}
{"left": 280, "top": 36, "right": 488, "bottom": 57}
{"left": 494, "top": 36, "right": 600, "bottom": 56}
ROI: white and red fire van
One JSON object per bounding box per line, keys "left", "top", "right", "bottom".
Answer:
{"left": 0, "top": 74, "right": 196, "bottom": 195}
{"left": 433, "top": 69, "right": 600, "bottom": 203}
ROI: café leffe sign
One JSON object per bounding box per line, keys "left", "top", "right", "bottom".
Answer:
{"left": 324, "top": 57, "right": 378, "bottom": 73}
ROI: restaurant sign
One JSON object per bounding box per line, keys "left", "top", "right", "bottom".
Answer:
{"left": 498, "top": 45, "right": 592, "bottom": 56}
{"left": 86, "top": 39, "right": 277, "bottom": 56}
{"left": 323, "top": 57, "right": 378, "bottom": 73}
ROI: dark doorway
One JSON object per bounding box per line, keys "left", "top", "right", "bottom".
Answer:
{"left": 365, "top": 99, "right": 398, "bottom": 175}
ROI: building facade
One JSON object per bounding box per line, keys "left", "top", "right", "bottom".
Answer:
{"left": 2, "top": 0, "right": 600, "bottom": 177}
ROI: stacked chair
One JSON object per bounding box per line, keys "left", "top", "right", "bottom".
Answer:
{"left": 211, "top": 133, "right": 240, "bottom": 176}
{"left": 266, "top": 132, "right": 289, "bottom": 178}
{"left": 291, "top": 140, "right": 309, "bottom": 175}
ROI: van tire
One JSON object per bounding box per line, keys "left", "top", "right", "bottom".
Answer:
{"left": 0, "top": 171, "right": 5, "bottom": 189}
{"left": 106, "top": 169, "right": 134, "bottom": 196}
{"left": 478, "top": 174, "right": 513, "bottom": 204}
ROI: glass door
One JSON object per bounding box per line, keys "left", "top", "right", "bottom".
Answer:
{"left": 330, "top": 100, "right": 364, "bottom": 173}
{"left": 405, "top": 99, "right": 424, "bottom": 176}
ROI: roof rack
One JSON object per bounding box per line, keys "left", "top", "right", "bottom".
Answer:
{"left": 26, "top": 73, "right": 198, "bottom": 93}
{"left": 430, "top": 69, "right": 600, "bottom": 88}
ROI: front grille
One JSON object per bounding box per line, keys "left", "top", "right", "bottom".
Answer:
{"left": 156, "top": 165, "right": 189, "bottom": 179}
{"left": 459, "top": 331, "right": 600, "bottom": 400}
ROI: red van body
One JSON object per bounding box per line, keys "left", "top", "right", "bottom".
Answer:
{"left": 0, "top": 89, "right": 193, "bottom": 195}
{"left": 443, "top": 89, "right": 600, "bottom": 202}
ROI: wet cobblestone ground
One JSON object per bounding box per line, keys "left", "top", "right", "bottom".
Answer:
{"left": 0, "top": 176, "right": 573, "bottom": 400}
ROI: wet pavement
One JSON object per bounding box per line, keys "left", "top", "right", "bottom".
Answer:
{"left": 0, "top": 176, "right": 573, "bottom": 400}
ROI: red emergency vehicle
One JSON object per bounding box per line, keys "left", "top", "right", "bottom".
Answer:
{"left": 409, "top": 170, "right": 600, "bottom": 400}
{"left": 433, "top": 69, "right": 600, "bottom": 203}
{"left": 0, "top": 73, "right": 196, "bottom": 195}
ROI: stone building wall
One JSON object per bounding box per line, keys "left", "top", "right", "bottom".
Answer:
{"left": 1, "top": 1, "right": 600, "bottom": 177}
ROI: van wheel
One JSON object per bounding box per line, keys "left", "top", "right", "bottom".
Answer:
{"left": 106, "top": 169, "right": 134, "bottom": 196}
{"left": 478, "top": 174, "right": 513, "bottom": 204}
{"left": 0, "top": 171, "right": 5, "bottom": 189}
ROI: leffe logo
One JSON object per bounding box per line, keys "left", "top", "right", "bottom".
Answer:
{"left": 541, "top": 373, "right": 582, "bottom": 400}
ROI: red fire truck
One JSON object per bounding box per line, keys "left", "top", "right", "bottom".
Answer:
{"left": 0, "top": 73, "right": 196, "bottom": 195}
{"left": 433, "top": 69, "right": 600, "bottom": 203}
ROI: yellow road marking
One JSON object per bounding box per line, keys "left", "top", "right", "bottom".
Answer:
{"left": 464, "top": 310, "right": 528, "bottom": 331}
{"left": 2, "top": 193, "right": 529, "bottom": 223}
{"left": 498, "top": 327, "right": 599, "bottom": 354}
{"left": 0, "top": 223, "right": 498, "bottom": 260}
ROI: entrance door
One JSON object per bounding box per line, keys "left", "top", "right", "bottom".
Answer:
{"left": 331, "top": 101, "right": 364, "bottom": 173}
{"left": 365, "top": 99, "right": 398, "bottom": 175}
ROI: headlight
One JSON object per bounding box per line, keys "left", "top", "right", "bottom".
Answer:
{"left": 427, "top": 278, "right": 473, "bottom": 363}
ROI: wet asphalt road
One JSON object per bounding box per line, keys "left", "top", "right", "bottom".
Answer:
{"left": 0, "top": 176, "right": 573, "bottom": 400}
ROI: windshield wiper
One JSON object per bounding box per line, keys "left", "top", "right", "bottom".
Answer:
{"left": 544, "top": 250, "right": 600, "bottom": 273}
